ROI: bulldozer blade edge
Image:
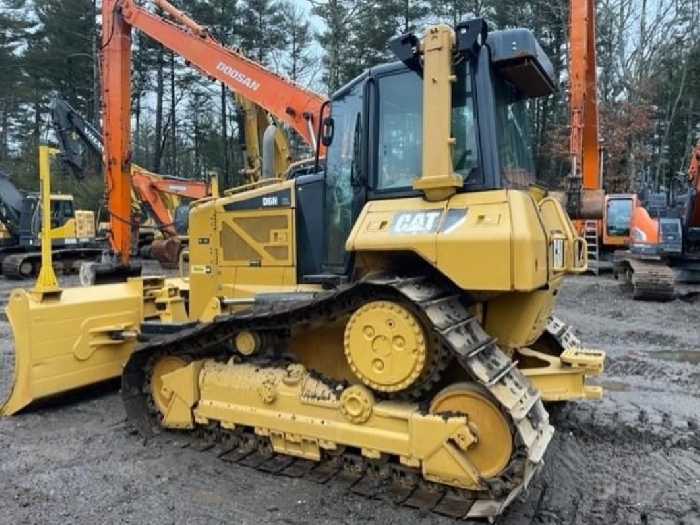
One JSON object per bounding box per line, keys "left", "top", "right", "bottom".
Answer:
{"left": 0, "top": 277, "right": 167, "bottom": 416}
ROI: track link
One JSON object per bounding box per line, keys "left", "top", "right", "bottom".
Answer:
{"left": 1, "top": 247, "right": 103, "bottom": 280}
{"left": 122, "top": 272, "right": 554, "bottom": 521}
{"left": 618, "top": 258, "right": 676, "bottom": 301}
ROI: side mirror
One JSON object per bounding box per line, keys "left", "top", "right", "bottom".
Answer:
{"left": 321, "top": 116, "right": 334, "bottom": 147}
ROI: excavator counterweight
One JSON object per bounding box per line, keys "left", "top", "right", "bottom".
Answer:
{"left": 1, "top": 3, "right": 607, "bottom": 522}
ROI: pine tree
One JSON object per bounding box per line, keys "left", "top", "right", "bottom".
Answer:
{"left": 0, "top": 1, "right": 34, "bottom": 161}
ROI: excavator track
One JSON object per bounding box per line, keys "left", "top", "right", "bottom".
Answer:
{"left": 1, "top": 247, "right": 103, "bottom": 280}
{"left": 122, "top": 272, "right": 554, "bottom": 521}
{"left": 616, "top": 257, "right": 676, "bottom": 301}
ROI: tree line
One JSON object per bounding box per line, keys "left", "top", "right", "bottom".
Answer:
{"left": 1, "top": 0, "right": 699, "bottom": 210}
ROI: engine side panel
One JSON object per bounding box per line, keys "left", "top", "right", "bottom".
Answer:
{"left": 346, "top": 189, "right": 555, "bottom": 292}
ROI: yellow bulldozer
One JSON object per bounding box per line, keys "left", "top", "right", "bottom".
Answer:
{"left": 1, "top": 2, "right": 606, "bottom": 521}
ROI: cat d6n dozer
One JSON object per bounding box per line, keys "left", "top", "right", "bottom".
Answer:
{"left": 2, "top": 2, "right": 606, "bottom": 520}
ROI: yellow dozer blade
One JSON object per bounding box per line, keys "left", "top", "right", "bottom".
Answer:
{"left": 1, "top": 280, "right": 150, "bottom": 416}
{"left": 0, "top": 146, "right": 176, "bottom": 416}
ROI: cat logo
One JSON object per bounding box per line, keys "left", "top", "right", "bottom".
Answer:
{"left": 390, "top": 210, "right": 443, "bottom": 234}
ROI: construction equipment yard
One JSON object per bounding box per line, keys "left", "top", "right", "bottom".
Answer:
{"left": 0, "top": 265, "right": 697, "bottom": 525}
{"left": 3, "top": 0, "right": 700, "bottom": 523}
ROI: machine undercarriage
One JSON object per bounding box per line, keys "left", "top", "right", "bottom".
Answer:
{"left": 118, "top": 271, "right": 601, "bottom": 520}
{"left": 613, "top": 252, "right": 700, "bottom": 301}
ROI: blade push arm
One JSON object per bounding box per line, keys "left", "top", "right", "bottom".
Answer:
{"left": 118, "top": 0, "right": 327, "bottom": 152}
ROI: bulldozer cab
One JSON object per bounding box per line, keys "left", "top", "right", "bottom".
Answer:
{"left": 317, "top": 25, "right": 555, "bottom": 278}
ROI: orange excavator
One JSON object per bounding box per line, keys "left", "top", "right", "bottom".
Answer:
{"left": 50, "top": 95, "right": 216, "bottom": 269}
{"left": 90, "top": 0, "right": 326, "bottom": 284}
{"left": 131, "top": 171, "right": 216, "bottom": 264}
{"left": 566, "top": 0, "right": 643, "bottom": 272}
{"left": 613, "top": 139, "right": 700, "bottom": 299}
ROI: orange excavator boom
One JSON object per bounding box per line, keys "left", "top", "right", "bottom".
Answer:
{"left": 102, "top": 0, "right": 136, "bottom": 270}
{"left": 124, "top": 0, "right": 327, "bottom": 152}
{"left": 568, "top": 0, "right": 601, "bottom": 192}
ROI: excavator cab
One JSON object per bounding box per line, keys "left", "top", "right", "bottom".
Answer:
{"left": 603, "top": 193, "right": 636, "bottom": 246}
{"left": 20, "top": 193, "right": 76, "bottom": 247}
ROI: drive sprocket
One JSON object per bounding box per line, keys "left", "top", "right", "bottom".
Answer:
{"left": 343, "top": 300, "right": 434, "bottom": 393}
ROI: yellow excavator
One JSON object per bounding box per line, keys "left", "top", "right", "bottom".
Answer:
{"left": 234, "top": 90, "right": 319, "bottom": 186}
{"left": 0, "top": 145, "right": 101, "bottom": 279}
{"left": 236, "top": 88, "right": 292, "bottom": 183}
{"left": 2, "top": 2, "right": 607, "bottom": 521}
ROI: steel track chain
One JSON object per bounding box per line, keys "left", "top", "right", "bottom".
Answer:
{"left": 542, "top": 315, "right": 583, "bottom": 350}
{"left": 122, "top": 272, "right": 555, "bottom": 521}
{"left": 618, "top": 259, "right": 676, "bottom": 301}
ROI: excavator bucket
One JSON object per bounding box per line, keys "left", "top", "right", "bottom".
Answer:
{"left": 150, "top": 237, "right": 182, "bottom": 268}
{"left": 0, "top": 280, "right": 151, "bottom": 416}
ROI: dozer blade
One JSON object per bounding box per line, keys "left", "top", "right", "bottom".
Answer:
{"left": 150, "top": 238, "right": 182, "bottom": 269}
{"left": 1, "top": 280, "right": 147, "bottom": 416}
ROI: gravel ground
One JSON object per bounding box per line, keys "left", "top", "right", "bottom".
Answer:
{"left": 0, "top": 266, "right": 699, "bottom": 525}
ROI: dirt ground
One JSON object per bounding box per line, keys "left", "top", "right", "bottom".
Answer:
{"left": 0, "top": 265, "right": 699, "bottom": 525}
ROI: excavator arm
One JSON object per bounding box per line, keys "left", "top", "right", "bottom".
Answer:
{"left": 119, "top": 0, "right": 327, "bottom": 152}
{"left": 568, "top": 0, "right": 601, "bottom": 191}
{"left": 50, "top": 96, "right": 104, "bottom": 181}
{"left": 99, "top": 0, "right": 328, "bottom": 276}
{"left": 130, "top": 170, "right": 210, "bottom": 237}
{"left": 563, "top": 0, "right": 605, "bottom": 221}
{"left": 50, "top": 95, "right": 150, "bottom": 224}
{"left": 50, "top": 94, "right": 212, "bottom": 240}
